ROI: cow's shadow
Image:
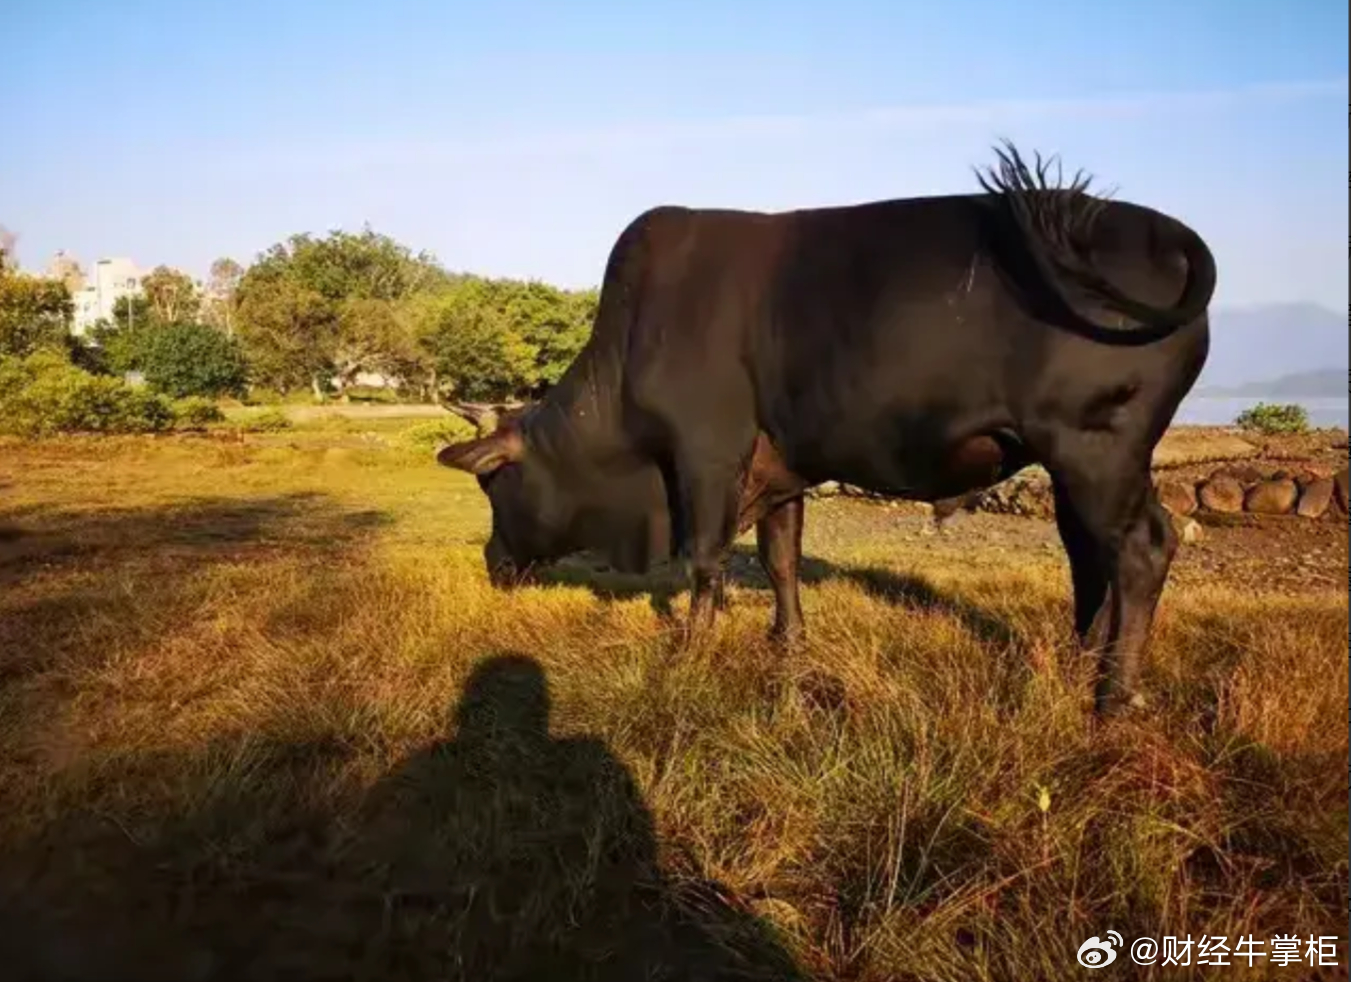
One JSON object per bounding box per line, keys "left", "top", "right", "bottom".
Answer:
{"left": 1, "top": 654, "right": 806, "bottom": 981}
{"left": 537, "top": 544, "right": 1020, "bottom": 650}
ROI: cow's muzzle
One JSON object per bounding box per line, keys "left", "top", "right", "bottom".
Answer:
{"left": 484, "top": 541, "right": 537, "bottom": 589}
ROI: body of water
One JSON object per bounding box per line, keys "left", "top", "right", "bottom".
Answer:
{"left": 1175, "top": 396, "right": 1348, "bottom": 429}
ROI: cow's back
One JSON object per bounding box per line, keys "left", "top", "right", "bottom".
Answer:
{"left": 613, "top": 193, "right": 1208, "bottom": 498}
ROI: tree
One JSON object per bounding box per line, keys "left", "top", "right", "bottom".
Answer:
{"left": 501, "top": 280, "right": 597, "bottom": 390}
{"left": 234, "top": 274, "right": 334, "bottom": 394}
{"left": 110, "top": 294, "right": 154, "bottom": 332}
{"left": 0, "top": 270, "right": 73, "bottom": 358}
{"left": 205, "top": 257, "right": 244, "bottom": 335}
{"left": 0, "top": 225, "right": 18, "bottom": 273}
{"left": 330, "top": 295, "right": 426, "bottom": 396}
{"left": 275, "top": 227, "right": 448, "bottom": 303}
{"left": 414, "top": 283, "right": 540, "bottom": 401}
{"left": 233, "top": 226, "right": 449, "bottom": 395}
{"left": 139, "top": 322, "right": 249, "bottom": 399}
{"left": 141, "top": 265, "right": 200, "bottom": 325}
{"left": 408, "top": 276, "right": 596, "bottom": 402}
{"left": 86, "top": 296, "right": 157, "bottom": 375}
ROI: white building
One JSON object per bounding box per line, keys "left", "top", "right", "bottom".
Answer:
{"left": 70, "top": 257, "right": 149, "bottom": 336}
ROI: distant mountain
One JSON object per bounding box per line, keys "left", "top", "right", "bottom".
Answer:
{"left": 1196, "top": 368, "right": 1346, "bottom": 398}
{"left": 1197, "top": 302, "right": 1347, "bottom": 392}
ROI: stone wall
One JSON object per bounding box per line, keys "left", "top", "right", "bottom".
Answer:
{"left": 1157, "top": 464, "right": 1348, "bottom": 520}
{"left": 808, "top": 463, "right": 1350, "bottom": 523}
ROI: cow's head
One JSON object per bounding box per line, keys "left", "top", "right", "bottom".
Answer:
{"left": 436, "top": 408, "right": 558, "bottom": 585}
{"left": 436, "top": 406, "right": 672, "bottom": 586}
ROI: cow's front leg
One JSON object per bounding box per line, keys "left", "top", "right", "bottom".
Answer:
{"left": 678, "top": 472, "right": 740, "bottom": 644}
{"left": 662, "top": 440, "right": 750, "bottom": 647}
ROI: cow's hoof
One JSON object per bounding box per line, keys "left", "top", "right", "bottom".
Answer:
{"left": 1094, "top": 689, "right": 1149, "bottom": 721}
{"left": 767, "top": 625, "right": 805, "bottom": 653}
{"left": 675, "top": 619, "right": 716, "bottom": 651}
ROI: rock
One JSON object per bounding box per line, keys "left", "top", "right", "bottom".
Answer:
{"left": 1198, "top": 475, "right": 1245, "bottom": 514}
{"left": 1174, "top": 517, "right": 1204, "bottom": 544}
{"left": 1336, "top": 467, "right": 1349, "bottom": 513}
{"left": 1245, "top": 478, "right": 1299, "bottom": 515}
{"left": 1216, "top": 463, "right": 1267, "bottom": 487}
{"left": 1297, "top": 478, "right": 1335, "bottom": 519}
{"left": 1156, "top": 479, "right": 1198, "bottom": 517}
{"left": 810, "top": 481, "right": 840, "bottom": 498}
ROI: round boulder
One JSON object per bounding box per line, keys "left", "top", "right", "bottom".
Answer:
{"left": 1335, "top": 467, "right": 1350, "bottom": 513}
{"left": 1198, "top": 475, "right": 1245, "bottom": 514}
{"left": 1245, "top": 478, "right": 1298, "bottom": 515}
{"left": 1156, "top": 479, "right": 1198, "bottom": 517}
{"left": 1297, "top": 477, "right": 1335, "bottom": 519}
{"left": 1216, "top": 463, "right": 1266, "bottom": 487}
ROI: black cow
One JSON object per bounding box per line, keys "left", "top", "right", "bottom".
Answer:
{"left": 437, "top": 143, "right": 1215, "bottom": 716}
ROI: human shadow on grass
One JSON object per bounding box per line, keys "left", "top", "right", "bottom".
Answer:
{"left": 535, "top": 543, "right": 1020, "bottom": 650}
{"left": 0, "top": 654, "right": 806, "bottom": 982}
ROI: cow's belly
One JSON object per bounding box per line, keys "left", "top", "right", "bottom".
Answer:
{"left": 734, "top": 429, "right": 1024, "bottom": 532}
{"left": 816, "top": 432, "right": 1026, "bottom": 502}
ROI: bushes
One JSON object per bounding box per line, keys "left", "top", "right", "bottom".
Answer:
{"left": 172, "top": 396, "right": 226, "bottom": 428}
{"left": 1235, "top": 402, "right": 1310, "bottom": 435}
{"left": 401, "top": 416, "right": 476, "bottom": 453}
{"left": 234, "top": 408, "right": 293, "bottom": 433}
{"left": 0, "top": 349, "right": 175, "bottom": 438}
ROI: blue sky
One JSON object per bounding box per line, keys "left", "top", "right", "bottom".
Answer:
{"left": 4, "top": 0, "right": 1347, "bottom": 311}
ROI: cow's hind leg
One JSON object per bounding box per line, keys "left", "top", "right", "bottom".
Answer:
{"left": 1048, "top": 452, "right": 1178, "bottom": 716}
{"left": 1052, "top": 480, "right": 1110, "bottom": 652}
{"left": 756, "top": 496, "right": 806, "bottom": 646}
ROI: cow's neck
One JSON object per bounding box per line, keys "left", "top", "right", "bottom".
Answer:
{"left": 523, "top": 345, "right": 629, "bottom": 475}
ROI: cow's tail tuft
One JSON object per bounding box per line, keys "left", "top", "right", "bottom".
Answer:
{"left": 975, "top": 139, "right": 1216, "bottom": 340}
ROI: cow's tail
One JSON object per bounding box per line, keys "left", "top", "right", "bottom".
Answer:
{"left": 976, "top": 140, "right": 1217, "bottom": 341}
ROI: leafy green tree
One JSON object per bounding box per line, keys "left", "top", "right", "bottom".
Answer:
{"left": 234, "top": 226, "right": 449, "bottom": 396}
{"left": 87, "top": 295, "right": 158, "bottom": 375}
{"left": 412, "top": 281, "right": 539, "bottom": 401}
{"left": 110, "top": 294, "right": 154, "bottom": 332}
{"left": 234, "top": 275, "right": 333, "bottom": 394}
{"left": 139, "top": 322, "right": 249, "bottom": 399}
{"left": 518, "top": 283, "right": 597, "bottom": 389}
{"left": 141, "top": 265, "right": 201, "bottom": 325}
{"left": 0, "top": 270, "right": 73, "bottom": 357}
{"left": 409, "top": 276, "right": 596, "bottom": 401}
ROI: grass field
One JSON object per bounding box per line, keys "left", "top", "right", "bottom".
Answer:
{"left": 1, "top": 421, "right": 1347, "bottom": 981}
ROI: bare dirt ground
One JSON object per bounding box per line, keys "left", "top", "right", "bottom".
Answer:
{"left": 779, "top": 498, "right": 1348, "bottom": 598}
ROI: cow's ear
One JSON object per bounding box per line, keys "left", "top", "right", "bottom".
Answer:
{"left": 436, "top": 429, "right": 524, "bottom": 475}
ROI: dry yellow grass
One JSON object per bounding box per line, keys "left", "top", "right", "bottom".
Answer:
{"left": 0, "top": 427, "right": 1346, "bottom": 981}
